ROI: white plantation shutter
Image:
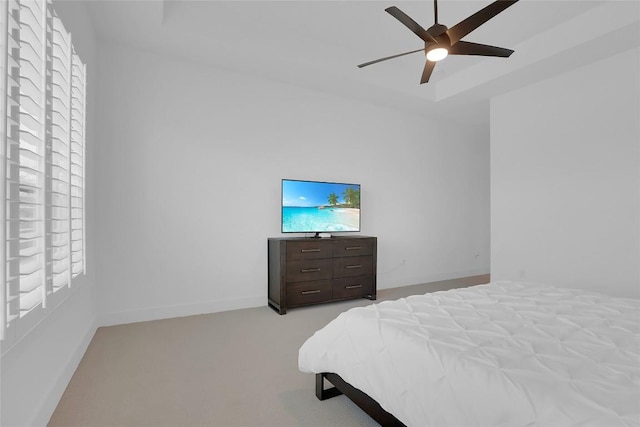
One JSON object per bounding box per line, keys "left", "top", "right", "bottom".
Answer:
{"left": 0, "top": 0, "right": 19, "bottom": 339}
{"left": 50, "top": 14, "right": 71, "bottom": 291}
{"left": 14, "top": 0, "right": 47, "bottom": 321}
{"left": 69, "top": 51, "right": 85, "bottom": 276}
{"left": 1, "top": 0, "right": 86, "bottom": 344}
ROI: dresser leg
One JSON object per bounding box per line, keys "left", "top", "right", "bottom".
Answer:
{"left": 268, "top": 301, "right": 286, "bottom": 315}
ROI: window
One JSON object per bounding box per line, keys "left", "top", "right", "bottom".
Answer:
{"left": 1, "top": 0, "right": 86, "bottom": 345}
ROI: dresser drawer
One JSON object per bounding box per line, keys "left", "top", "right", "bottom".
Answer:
{"left": 333, "top": 255, "right": 373, "bottom": 278}
{"left": 286, "top": 258, "right": 333, "bottom": 282}
{"left": 333, "top": 276, "right": 373, "bottom": 299}
{"left": 287, "top": 280, "right": 332, "bottom": 306}
{"left": 286, "top": 240, "right": 333, "bottom": 260}
{"left": 332, "top": 238, "right": 374, "bottom": 257}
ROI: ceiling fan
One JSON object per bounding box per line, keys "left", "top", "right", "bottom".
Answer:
{"left": 358, "top": 0, "right": 520, "bottom": 84}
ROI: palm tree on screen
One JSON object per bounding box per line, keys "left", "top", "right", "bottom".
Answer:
{"left": 343, "top": 187, "right": 360, "bottom": 208}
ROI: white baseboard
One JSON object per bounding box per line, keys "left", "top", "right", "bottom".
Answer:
{"left": 98, "top": 295, "right": 265, "bottom": 327}
{"left": 99, "top": 273, "right": 491, "bottom": 327}
{"left": 380, "top": 270, "right": 490, "bottom": 290}
{"left": 32, "top": 319, "right": 98, "bottom": 427}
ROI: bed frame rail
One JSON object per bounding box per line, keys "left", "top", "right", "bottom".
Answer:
{"left": 315, "top": 373, "right": 406, "bottom": 426}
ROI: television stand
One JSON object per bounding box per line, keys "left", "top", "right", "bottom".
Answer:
{"left": 310, "top": 232, "right": 331, "bottom": 239}
{"left": 267, "top": 236, "right": 377, "bottom": 314}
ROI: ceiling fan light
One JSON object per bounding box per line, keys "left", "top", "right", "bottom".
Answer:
{"left": 426, "top": 47, "right": 448, "bottom": 62}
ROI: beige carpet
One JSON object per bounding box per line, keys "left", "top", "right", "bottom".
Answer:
{"left": 48, "top": 275, "right": 489, "bottom": 427}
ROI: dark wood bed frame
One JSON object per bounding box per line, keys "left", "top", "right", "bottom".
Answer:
{"left": 315, "top": 372, "right": 406, "bottom": 427}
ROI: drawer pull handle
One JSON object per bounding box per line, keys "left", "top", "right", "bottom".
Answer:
{"left": 345, "top": 284, "right": 362, "bottom": 289}
{"left": 300, "top": 268, "right": 321, "bottom": 273}
{"left": 301, "top": 248, "right": 321, "bottom": 253}
{"left": 345, "top": 264, "right": 362, "bottom": 269}
{"left": 301, "top": 290, "right": 321, "bottom": 295}
{"left": 345, "top": 246, "right": 362, "bottom": 250}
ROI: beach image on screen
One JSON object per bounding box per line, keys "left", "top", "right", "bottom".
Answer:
{"left": 282, "top": 180, "right": 360, "bottom": 232}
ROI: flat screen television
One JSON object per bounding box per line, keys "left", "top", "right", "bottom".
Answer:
{"left": 281, "top": 179, "right": 361, "bottom": 236}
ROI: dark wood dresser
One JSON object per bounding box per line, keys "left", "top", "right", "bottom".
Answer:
{"left": 267, "top": 236, "right": 377, "bottom": 314}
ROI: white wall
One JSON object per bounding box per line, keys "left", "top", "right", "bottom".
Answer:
{"left": 0, "top": 2, "right": 100, "bottom": 426}
{"left": 95, "top": 42, "right": 490, "bottom": 326}
{"left": 490, "top": 47, "right": 640, "bottom": 298}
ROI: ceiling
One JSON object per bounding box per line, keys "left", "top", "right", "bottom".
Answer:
{"left": 81, "top": 0, "right": 640, "bottom": 123}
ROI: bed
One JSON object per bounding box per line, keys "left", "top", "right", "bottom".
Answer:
{"left": 298, "top": 281, "right": 640, "bottom": 426}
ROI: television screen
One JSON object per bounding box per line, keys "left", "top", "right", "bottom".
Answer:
{"left": 282, "top": 179, "right": 361, "bottom": 234}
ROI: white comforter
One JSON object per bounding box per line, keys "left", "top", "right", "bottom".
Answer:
{"left": 298, "top": 282, "right": 640, "bottom": 426}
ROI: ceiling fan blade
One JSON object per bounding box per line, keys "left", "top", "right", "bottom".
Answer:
{"left": 448, "top": 41, "right": 514, "bottom": 57}
{"left": 385, "top": 6, "right": 437, "bottom": 43}
{"left": 447, "top": 0, "right": 519, "bottom": 45}
{"left": 420, "top": 60, "right": 436, "bottom": 84}
{"left": 357, "top": 48, "right": 425, "bottom": 68}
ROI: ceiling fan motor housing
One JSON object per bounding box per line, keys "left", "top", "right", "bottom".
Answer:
{"left": 426, "top": 24, "right": 450, "bottom": 52}
{"left": 427, "top": 23, "right": 449, "bottom": 40}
